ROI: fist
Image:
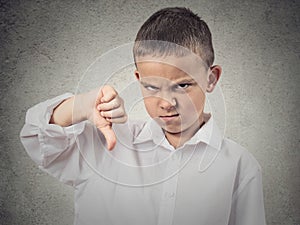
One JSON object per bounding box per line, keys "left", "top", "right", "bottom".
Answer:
{"left": 86, "top": 85, "right": 127, "bottom": 150}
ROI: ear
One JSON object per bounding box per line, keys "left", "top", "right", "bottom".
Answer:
{"left": 206, "top": 65, "right": 222, "bottom": 93}
{"left": 134, "top": 70, "right": 140, "bottom": 80}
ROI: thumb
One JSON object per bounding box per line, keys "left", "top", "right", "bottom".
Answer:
{"left": 98, "top": 125, "right": 116, "bottom": 150}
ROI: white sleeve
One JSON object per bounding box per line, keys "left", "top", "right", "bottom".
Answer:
{"left": 20, "top": 93, "right": 93, "bottom": 187}
{"left": 228, "top": 168, "right": 266, "bottom": 225}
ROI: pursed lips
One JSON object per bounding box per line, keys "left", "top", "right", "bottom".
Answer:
{"left": 159, "top": 113, "right": 180, "bottom": 121}
{"left": 160, "top": 114, "right": 179, "bottom": 117}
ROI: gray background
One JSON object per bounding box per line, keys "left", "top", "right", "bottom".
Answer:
{"left": 0, "top": 0, "right": 299, "bottom": 224}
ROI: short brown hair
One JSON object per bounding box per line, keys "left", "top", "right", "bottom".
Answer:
{"left": 133, "top": 7, "right": 214, "bottom": 67}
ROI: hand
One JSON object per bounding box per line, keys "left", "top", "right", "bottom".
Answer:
{"left": 85, "top": 85, "right": 127, "bottom": 150}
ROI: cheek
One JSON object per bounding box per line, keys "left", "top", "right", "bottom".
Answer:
{"left": 143, "top": 97, "right": 157, "bottom": 117}
{"left": 179, "top": 91, "right": 205, "bottom": 115}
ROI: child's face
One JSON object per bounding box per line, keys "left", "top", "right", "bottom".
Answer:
{"left": 135, "top": 55, "right": 209, "bottom": 136}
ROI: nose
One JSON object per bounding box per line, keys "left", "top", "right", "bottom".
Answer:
{"left": 158, "top": 94, "right": 177, "bottom": 110}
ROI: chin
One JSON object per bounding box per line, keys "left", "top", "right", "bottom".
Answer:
{"left": 161, "top": 123, "right": 186, "bottom": 134}
{"left": 163, "top": 128, "right": 182, "bottom": 135}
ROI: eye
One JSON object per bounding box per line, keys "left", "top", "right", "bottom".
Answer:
{"left": 144, "top": 85, "right": 159, "bottom": 92}
{"left": 175, "top": 83, "right": 191, "bottom": 90}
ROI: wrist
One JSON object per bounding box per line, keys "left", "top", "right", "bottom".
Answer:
{"left": 72, "top": 93, "right": 87, "bottom": 123}
{"left": 74, "top": 90, "right": 96, "bottom": 123}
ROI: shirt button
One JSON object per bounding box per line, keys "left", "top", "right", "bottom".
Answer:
{"left": 164, "top": 192, "right": 175, "bottom": 199}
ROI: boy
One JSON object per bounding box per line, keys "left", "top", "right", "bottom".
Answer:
{"left": 20, "top": 7, "right": 266, "bottom": 225}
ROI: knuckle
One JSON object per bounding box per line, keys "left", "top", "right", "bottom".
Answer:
{"left": 101, "top": 85, "right": 110, "bottom": 93}
{"left": 102, "top": 85, "right": 117, "bottom": 97}
{"left": 113, "top": 100, "right": 120, "bottom": 108}
{"left": 111, "top": 92, "right": 117, "bottom": 98}
{"left": 122, "top": 116, "right": 128, "bottom": 123}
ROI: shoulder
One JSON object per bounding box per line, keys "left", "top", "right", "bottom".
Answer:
{"left": 221, "top": 138, "right": 262, "bottom": 170}
{"left": 220, "top": 138, "right": 262, "bottom": 184}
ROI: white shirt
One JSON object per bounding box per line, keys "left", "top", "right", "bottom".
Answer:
{"left": 20, "top": 93, "right": 266, "bottom": 225}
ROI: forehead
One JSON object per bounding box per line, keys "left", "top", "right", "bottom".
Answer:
{"left": 136, "top": 55, "right": 207, "bottom": 82}
{"left": 137, "top": 62, "right": 188, "bottom": 82}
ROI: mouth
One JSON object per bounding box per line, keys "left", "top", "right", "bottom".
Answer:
{"left": 159, "top": 114, "right": 180, "bottom": 122}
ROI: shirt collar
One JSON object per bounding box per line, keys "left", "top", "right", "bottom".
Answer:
{"left": 133, "top": 113, "right": 223, "bottom": 151}
{"left": 184, "top": 113, "right": 223, "bottom": 150}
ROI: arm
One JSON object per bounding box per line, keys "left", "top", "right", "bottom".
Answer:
{"left": 49, "top": 86, "right": 127, "bottom": 150}
{"left": 20, "top": 86, "right": 127, "bottom": 186}
{"left": 228, "top": 168, "right": 266, "bottom": 225}
{"left": 49, "top": 95, "right": 82, "bottom": 127}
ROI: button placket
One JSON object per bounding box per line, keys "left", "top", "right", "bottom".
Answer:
{"left": 157, "top": 151, "right": 182, "bottom": 225}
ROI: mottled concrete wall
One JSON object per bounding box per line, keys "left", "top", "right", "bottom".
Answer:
{"left": 0, "top": 0, "right": 299, "bottom": 224}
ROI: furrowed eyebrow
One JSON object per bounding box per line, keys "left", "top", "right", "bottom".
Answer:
{"left": 174, "top": 78, "right": 195, "bottom": 83}
{"left": 140, "top": 78, "right": 195, "bottom": 86}
{"left": 140, "top": 81, "right": 153, "bottom": 86}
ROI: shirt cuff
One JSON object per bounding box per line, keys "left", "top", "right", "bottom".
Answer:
{"left": 24, "top": 93, "right": 87, "bottom": 161}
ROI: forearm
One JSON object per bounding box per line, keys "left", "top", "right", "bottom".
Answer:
{"left": 50, "top": 94, "right": 87, "bottom": 126}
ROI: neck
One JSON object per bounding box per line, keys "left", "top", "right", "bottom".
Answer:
{"left": 164, "top": 116, "right": 206, "bottom": 149}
